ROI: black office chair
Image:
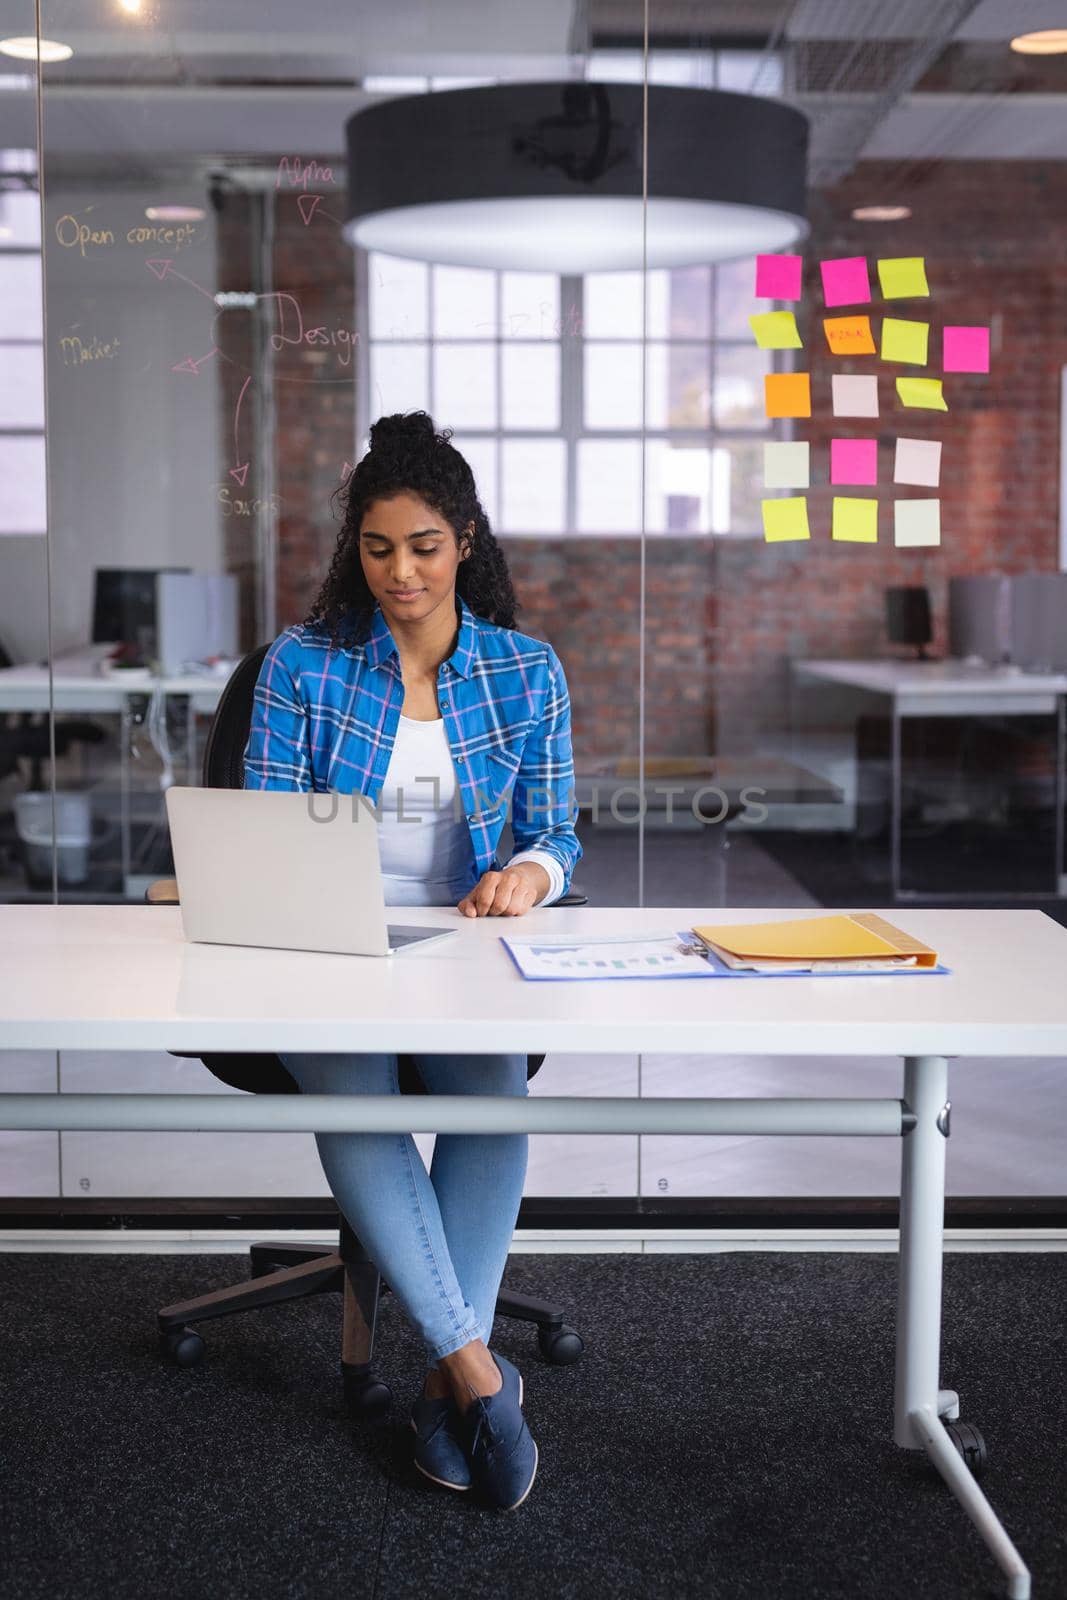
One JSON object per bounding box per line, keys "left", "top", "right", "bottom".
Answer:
{"left": 147, "top": 641, "right": 588, "bottom": 1416}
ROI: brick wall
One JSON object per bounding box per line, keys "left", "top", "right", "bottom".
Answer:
{"left": 217, "top": 183, "right": 356, "bottom": 648}
{"left": 224, "top": 159, "right": 1067, "bottom": 761}
{"left": 710, "top": 159, "right": 1067, "bottom": 748}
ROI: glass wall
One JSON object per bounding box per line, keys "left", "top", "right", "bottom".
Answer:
{"left": 3, "top": 1, "right": 1065, "bottom": 1208}
{"left": 0, "top": 0, "right": 58, "bottom": 1197}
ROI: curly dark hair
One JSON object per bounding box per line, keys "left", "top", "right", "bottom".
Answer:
{"left": 303, "top": 410, "right": 522, "bottom": 652}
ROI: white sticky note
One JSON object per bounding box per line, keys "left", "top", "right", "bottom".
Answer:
{"left": 894, "top": 438, "right": 942, "bottom": 488}
{"left": 831, "top": 374, "right": 879, "bottom": 418}
{"left": 763, "top": 441, "right": 810, "bottom": 489}
{"left": 894, "top": 499, "right": 941, "bottom": 547}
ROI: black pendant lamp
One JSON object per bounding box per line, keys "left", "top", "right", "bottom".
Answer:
{"left": 343, "top": 81, "right": 808, "bottom": 272}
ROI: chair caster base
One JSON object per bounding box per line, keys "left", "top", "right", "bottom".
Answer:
{"left": 343, "top": 1362, "right": 392, "bottom": 1420}
{"left": 537, "top": 1322, "right": 585, "bottom": 1365}
{"left": 160, "top": 1325, "right": 205, "bottom": 1367}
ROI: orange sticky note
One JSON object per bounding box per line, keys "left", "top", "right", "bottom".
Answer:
{"left": 764, "top": 372, "right": 811, "bottom": 419}
{"left": 823, "top": 316, "right": 875, "bottom": 355}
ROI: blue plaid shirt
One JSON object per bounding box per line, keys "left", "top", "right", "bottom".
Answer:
{"left": 242, "top": 593, "right": 582, "bottom": 902}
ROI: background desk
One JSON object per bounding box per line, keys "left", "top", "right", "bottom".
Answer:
{"left": 572, "top": 756, "right": 843, "bottom": 903}
{"left": 0, "top": 650, "right": 840, "bottom": 904}
{"left": 792, "top": 659, "right": 1067, "bottom": 900}
{"left": 2, "top": 903, "right": 1062, "bottom": 1597}
{"left": 0, "top": 653, "right": 227, "bottom": 896}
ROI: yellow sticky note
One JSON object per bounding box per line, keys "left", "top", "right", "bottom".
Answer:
{"left": 748, "top": 311, "right": 802, "bottom": 350}
{"left": 880, "top": 318, "right": 929, "bottom": 365}
{"left": 762, "top": 497, "right": 810, "bottom": 543}
{"left": 832, "top": 497, "right": 878, "bottom": 543}
{"left": 896, "top": 376, "right": 948, "bottom": 411}
{"left": 823, "top": 315, "right": 875, "bottom": 355}
{"left": 877, "top": 257, "right": 930, "bottom": 299}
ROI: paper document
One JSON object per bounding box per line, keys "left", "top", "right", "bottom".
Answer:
{"left": 502, "top": 930, "right": 717, "bottom": 981}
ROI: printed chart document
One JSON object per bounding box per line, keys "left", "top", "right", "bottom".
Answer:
{"left": 501, "top": 930, "right": 719, "bottom": 981}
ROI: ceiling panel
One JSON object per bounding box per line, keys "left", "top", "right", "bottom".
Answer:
{"left": 2, "top": 0, "right": 1063, "bottom": 177}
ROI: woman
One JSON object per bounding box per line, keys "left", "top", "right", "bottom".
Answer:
{"left": 242, "top": 410, "right": 582, "bottom": 1511}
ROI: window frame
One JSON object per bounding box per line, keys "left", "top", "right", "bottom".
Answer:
{"left": 0, "top": 216, "right": 47, "bottom": 537}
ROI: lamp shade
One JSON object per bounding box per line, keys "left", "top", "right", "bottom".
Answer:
{"left": 343, "top": 81, "right": 808, "bottom": 271}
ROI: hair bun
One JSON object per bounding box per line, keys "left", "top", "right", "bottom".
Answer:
{"left": 369, "top": 411, "right": 451, "bottom": 450}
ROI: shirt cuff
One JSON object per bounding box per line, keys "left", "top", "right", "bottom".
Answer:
{"left": 506, "top": 849, "right": 565, "bottom": 907}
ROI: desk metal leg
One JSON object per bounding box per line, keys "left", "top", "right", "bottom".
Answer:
{"left": 894, "top": 1055, "right": 1031, "bottom": 1599}
{"left": 890, "top": 706, "right": 901, "bottom": 899}
{"left": 708, "top": 820, "right": 729, "bottom": 905}
{"left": 119, "top": 697, "right": 131, "bottom": 894}
{"left": 1054, "top": 695, "right": 1064, "bottom": 896}
{"left": 186, "top": 696, "right": 197, "bottom": 787}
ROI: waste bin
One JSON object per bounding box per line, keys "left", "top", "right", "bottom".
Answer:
{"left": 14, "top": 790, "right": 92, "bottom": 887}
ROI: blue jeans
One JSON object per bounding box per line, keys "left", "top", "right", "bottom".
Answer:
{"left": 277, "top": 1050, "right": 530, "bottom": 1370}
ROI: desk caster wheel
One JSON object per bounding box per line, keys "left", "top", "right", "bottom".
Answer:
{"left": 343, "top": 1365, "right": 392, "bottom": 1420}
{"left": 160, "top": 1326, "right": 205, "bottom": 1367}
{"left": 538, "top": 1323, "right": 584, "bottom": 1365}
{"left": 942, "top": 1418, "right": 987, "bottom": 1479}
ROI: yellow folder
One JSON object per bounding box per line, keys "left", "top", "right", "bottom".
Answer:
{"left": 690, "top": 913, "right": 938, "bottom": 967}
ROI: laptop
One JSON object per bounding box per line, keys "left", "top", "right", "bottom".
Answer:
{"left": 164, "top": 786, "right": 458, "bottom": 957}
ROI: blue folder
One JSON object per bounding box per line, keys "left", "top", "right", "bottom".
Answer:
{"left": 500, "top": 929, "right": 952, "bottom": 982}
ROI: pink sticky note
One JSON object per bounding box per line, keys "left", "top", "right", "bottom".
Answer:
{"left": 831, "top": 438, "right": 878, "bottom": 486}
{"left": 943, "top": 325, "right": 989, "bottom": 373}
{"left": 756, "top": 253, "right": 802, "bottom": 300}
{"left": 820, "top": 256, "right": 871, "bottom": 308}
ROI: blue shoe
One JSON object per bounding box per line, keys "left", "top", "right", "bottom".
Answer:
{"left": 410, "top": 1391, "right": 471, "bottom": 1491}
{"left": 458, "top": 1351, "right": 538, "bottom": 1511}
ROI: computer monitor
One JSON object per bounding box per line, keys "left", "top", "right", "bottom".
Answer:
{"left": 91, "top": 567, "right": 191, "bottom": 652}
{"left": 885, "top": 587, "right": 932, "bottom": 659}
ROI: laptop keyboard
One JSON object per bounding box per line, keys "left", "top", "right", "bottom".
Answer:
{"left": 386, "top": 924, "right": 440, "bottom": 948}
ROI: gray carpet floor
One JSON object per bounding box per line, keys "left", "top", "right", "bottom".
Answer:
{"left": 0, "top": 1250, "right": 1064, "bottom": 1600}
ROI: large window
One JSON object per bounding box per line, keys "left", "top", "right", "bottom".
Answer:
{"left": 0, "top": 155, "right": 45, "bottom": 536}
{"left": 361, "top": 253, "right": 783, "bottom": 538}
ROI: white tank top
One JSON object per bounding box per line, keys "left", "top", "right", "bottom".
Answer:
{"left": 377, "top": 715, "right": 476, "bottom": 906}
{"left": 376, "top": 713, "right": 566, "bottom": 909}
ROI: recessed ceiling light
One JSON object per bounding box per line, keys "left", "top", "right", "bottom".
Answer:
{"left": 851, "top": 205, "right": 912, "bottom": 221}
{"left": 0, "top": 35, "right": 74, "bottom": 63}
{"left": 1010, "top": 29, "right": 1067, "bottom": 54}
{"left": 118, "top": 0, "right": 143, "bottom": 13}
{"left": 145, "top": 205, "right": 205, "bottom": 222}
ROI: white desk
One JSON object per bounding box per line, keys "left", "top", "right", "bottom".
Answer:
{"left": 0, "top": 657, "right": 228, "bottom": 716}
{"left": 793, "top": 658, "right": 1067, "bottom": 899}
{"left": 1, "top": 904, "right": 1059, "bottom": 1596}
{"left": 0, "top": 654, "right": 227, "bottom": 891}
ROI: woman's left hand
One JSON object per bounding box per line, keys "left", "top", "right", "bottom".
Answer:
{"left": 457, "top": 863, "right": 550, "bottom": 917}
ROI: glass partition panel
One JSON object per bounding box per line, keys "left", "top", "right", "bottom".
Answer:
{"left": 0, "top": 41, "right": 51, "bottom": 907}
{"left": 639, "top": 1, "right": 1067, "bottom": 1201}
{"left": 31, "top": 0, "right": 648, "bottom": 1201}
{"left": 24, "top": 1, "right": 1064, "bottom": 1212}
{"left": 0, "top": 3, "right": 62, "bottom": 1200}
